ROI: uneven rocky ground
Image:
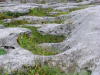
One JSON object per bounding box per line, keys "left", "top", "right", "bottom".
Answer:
{"left": 0, "top": 1, "right": 100, "bottom": 75}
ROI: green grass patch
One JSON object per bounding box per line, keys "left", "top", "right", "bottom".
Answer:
{"left": 0, "top": 12, "right": 28, "bottom": 20}
{"left": 0, "top": 64, "right": 66, "bottom": 75}
{"left": 29, "top": 8, "right": 53, "bottom": 16}
{"left": 0, "top": 64, "right": 91, "bottom": 75}
{"left": 29, "top": 7, "right": 70, "bottom": 17}
{"left": 0, "top": 48, "right": 7, "bottom": 55}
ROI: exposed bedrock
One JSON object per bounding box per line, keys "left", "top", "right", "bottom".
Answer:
{"left": 0, "top": 4, "right": 100, "bottom": 75}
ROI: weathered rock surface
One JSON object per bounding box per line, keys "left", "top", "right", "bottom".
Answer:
{"left": 2, "top": 0, "right": 99, "bottom": 3}
{"left": 38, "top": 24, "right": 69, "bottom": 35}
{"left": 0, "top": 3, "right": 40, "bottom": 13}
{"left": 0, "top": 2, "right": 100, "bottom": 75}
{"left": 4, "top": 16, "right": 56, "bottom": 24}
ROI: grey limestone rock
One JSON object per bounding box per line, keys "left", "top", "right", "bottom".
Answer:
{"left": 1, "top": 2, "right": 100, "bottom": 75}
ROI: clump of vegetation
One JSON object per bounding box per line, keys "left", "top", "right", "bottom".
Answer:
{"left": 0, "top": 48, "right": 7, "bottom": 55}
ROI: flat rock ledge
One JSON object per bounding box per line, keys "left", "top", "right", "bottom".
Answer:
{"left": 1, "top": 4, "right": 100, "bottom": 75}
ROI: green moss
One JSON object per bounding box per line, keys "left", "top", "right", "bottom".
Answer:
{"left": 0, "top": 48, "right": 7, "bottom": 55}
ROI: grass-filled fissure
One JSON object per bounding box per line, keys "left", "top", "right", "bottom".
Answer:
{"left": 0, "top": 12, "right": 28, "bottom": 20}
{"left": 17, "top": 26, "right": 65, "bottom": 55}
{"left": 10, "top": 65, "right": 67, "bottom": 75}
